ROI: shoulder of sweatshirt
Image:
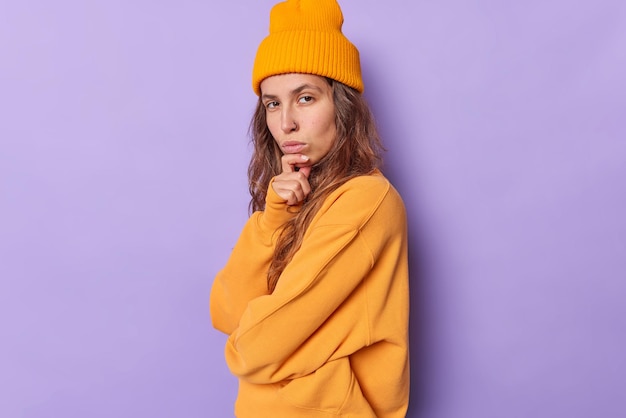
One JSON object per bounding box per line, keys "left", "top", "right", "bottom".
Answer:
{"left": 313, "top": 171, "right": 407, "bottom": 231}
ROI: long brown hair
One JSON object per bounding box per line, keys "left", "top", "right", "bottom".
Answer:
{"left": 247, "top": 78, "right": 385, "bottom": 292}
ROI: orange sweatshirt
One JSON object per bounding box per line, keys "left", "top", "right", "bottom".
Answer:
{"left": 210, "top": 170, "right": 410, "bottom": 417}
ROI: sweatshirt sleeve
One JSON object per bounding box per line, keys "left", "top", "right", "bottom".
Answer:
{"left": 210, "top": 180, "right": 299, "bottom": 335}
{"left": 224, "top": 177, "right": 404, "bottom": 384}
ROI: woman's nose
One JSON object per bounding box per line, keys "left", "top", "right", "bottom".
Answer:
{"left": 280, "top": 108, "right": 298, "bottom": 133}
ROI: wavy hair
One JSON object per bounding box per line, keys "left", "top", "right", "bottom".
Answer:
{"left": 247, "top": 78, "right": 385, "bottom": 292}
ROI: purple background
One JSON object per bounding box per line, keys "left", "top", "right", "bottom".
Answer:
{"left": 1, "top": 1, "right": 625, "bottom": 417}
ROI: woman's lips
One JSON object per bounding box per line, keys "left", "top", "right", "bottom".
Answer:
{"left": 281, "top": 141, "right": 306, "bottom": 154}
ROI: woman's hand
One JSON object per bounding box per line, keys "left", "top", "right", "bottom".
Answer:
{"left": 271, "top": 154, "right": 312, "bottom": 206}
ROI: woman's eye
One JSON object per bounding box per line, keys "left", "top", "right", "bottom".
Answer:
{"left": 298, "top": 96, "right": 313, "bottom": 104}
{"left": 266, "top": 101, "right": 279, "bottom": 109}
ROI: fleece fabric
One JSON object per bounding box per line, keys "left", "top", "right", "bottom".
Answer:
{"left": 210, "top": 170, "right": 410, "bottom": 417}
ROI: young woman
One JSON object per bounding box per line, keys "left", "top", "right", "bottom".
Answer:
{"left": 210, "top": 0, "right": 410, "bottom": 416}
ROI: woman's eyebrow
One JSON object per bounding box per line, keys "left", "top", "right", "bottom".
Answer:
{"left": 291, "top": 83, "right": 323, "bottom": 95}
{"left": 261, "top": 93, "right": 278, "bottom": 101}
{"left": 261, "top": 83, "right": 323, "bottom": 101}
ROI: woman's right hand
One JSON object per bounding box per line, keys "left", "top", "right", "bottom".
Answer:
{"left": 271, "top": 154, "right": 312, "bottom": 206}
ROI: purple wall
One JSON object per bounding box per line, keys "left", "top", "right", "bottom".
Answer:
{"left": 2, "top": 1, "right": 624, "bottom": 417}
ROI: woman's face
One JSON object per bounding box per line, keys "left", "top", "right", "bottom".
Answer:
{"left": 260, "top": 73, "right": 337, "bottom": 167}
